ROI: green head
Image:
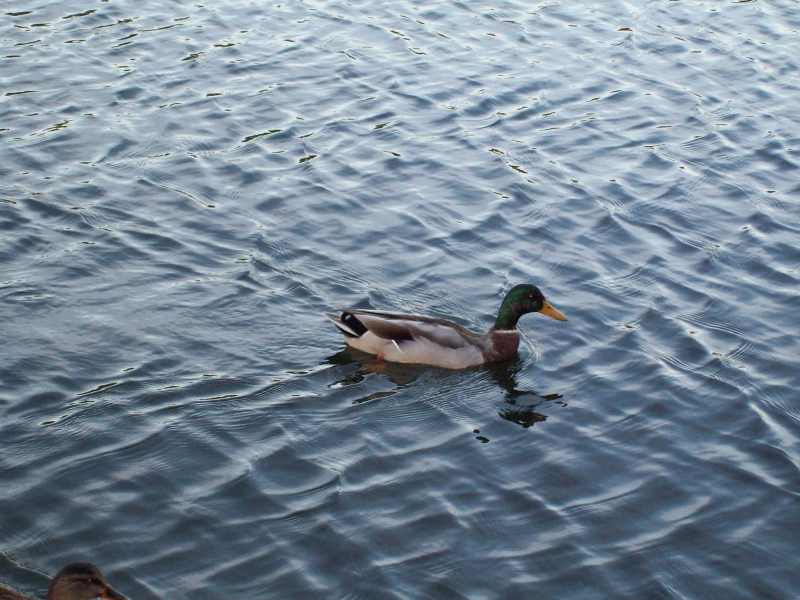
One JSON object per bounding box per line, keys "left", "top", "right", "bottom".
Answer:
{"left": 494, "top": 284, "right": 567, "bottom": 330}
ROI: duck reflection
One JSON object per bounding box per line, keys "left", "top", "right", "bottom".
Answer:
{"left": 324, "top": 349, "right": 563, "bottom": 427}
{"left": 485, "top": 358, "right": 565, "bottom": 427}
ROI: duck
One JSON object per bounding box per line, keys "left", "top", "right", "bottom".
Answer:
{"left": 0, "top": 563, "right": 127, "bottom": 600}
{"left": 324, "top": 283, "right": 567, "bottom": 369}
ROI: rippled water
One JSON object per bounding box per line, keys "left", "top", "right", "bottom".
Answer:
{"left": 2, "top": 0, "right": 799, "bottom": 598}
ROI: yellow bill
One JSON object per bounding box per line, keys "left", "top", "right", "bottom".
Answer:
{"left": 539, "top": 300, "right": 567, "bottom": 321}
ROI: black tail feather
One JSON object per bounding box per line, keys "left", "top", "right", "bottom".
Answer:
{"left": 341, "top": 312, "right": 368, "bottom": 337}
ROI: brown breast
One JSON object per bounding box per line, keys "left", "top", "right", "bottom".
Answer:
{"left": 482, "top": 329, "right": 520, "bottom": 363}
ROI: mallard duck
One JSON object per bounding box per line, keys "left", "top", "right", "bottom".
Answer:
{"left": 0, "top": 563, "right": 126, "bottom": 600}
{"left": 325, "top": 283, "right": 567, "bottom": 369}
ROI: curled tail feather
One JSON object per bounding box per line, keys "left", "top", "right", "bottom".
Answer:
{"left": 324, "top": 312, "right": 368, "bottom": 338}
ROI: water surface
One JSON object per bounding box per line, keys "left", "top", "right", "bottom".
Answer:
{"left": 1, "top": 0, "right": 799, "bottom": 598}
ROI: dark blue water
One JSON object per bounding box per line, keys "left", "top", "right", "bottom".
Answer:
{"left": 2, "top": 0, "right": 799, "bottom": 598}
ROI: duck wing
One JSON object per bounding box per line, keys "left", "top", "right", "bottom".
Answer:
{"left": 343, "top": 309, "right": 482, "bottom": 350}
